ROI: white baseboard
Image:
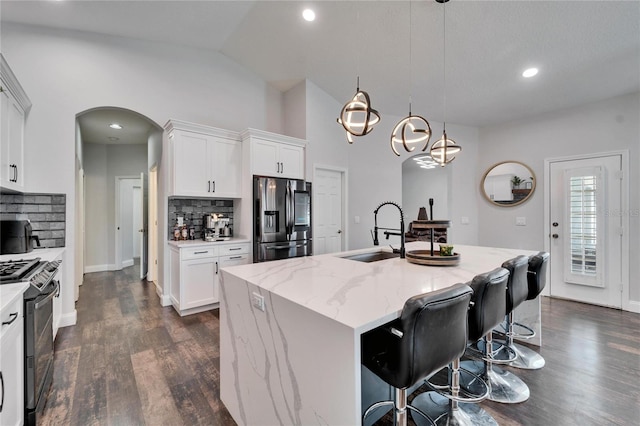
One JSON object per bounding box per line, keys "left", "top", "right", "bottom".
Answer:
{"left": 122, "top": 259, "right": 134, "bottom": 268}
{"left": 84, "top": 264, "right": 116, "bottom": 273}
{"left": 154, "top": 281, "right": 172, "bottom": 306}
{"left": 59, "top": 310, "right": 77, "bottom": 327}
{"left": 625, "top": 300, "right": 640, "bottom": 314}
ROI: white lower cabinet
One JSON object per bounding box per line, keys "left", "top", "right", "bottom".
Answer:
{"left": 169, "top": 242, "right": 250, "bottom": 316}
{"left": 0, "top": 293, "right": 24, "bottom": 426}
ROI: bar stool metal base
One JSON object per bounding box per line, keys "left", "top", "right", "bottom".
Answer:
{"left": 411, "top": 392, "right": 498, "bottom": 426}
{"left": 492, "top": 339, "right": 546, "bottom": 370}
{"left": 459, "top": 360, "right": 530, "bottom": 404}
{"left": 477, "top": 339, "right": 545, "bottom": 370}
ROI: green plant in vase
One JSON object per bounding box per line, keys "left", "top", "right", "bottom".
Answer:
{"left": 511, "top": 175, "right": 523, "bottom": 189}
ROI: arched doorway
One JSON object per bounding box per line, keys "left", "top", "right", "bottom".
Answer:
{"left": 75, "top": 107, "right": 162, "bottom": 296}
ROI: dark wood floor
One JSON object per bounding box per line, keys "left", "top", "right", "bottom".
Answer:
{"left": 42, "top": 265, "right": 640, "bottom": 425}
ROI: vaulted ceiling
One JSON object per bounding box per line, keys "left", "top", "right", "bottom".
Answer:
{"left": 3, "top": 0, "right": 639, "bottom": 129}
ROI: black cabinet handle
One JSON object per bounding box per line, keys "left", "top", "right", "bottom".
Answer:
{"left": 2, "top": 312, "right": 18, "bottom": 326}
{"left": 229, "top": 256, "right": 243, "bottom": 260}
{"left": 0, "top": 371, "right": 4, "bottom": 413}
{"left": 229, "top": 247, "right": 242, "bottom": 251}
{"left": 215, "top": 261, "right": 219, "bottom": 274}
{"left": 14, "top": 165, "right": 18, "bottom": 182}
{"left": 212, "top": 181, "right": 215, "bottom": 192}
{"left": 208, "top": 180, "right": 211, "bottom": 192}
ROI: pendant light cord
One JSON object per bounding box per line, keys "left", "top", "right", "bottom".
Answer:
{"left": 442, "top": 1, "right": 447, "bottom": 132}
{"left": 409, "top": 0, "right": 413, "bottom": 113}
{"left": 356, "top": 7, "right": 360, "bottom": 89}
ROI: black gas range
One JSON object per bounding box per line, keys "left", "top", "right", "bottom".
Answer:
{"left": 0, "top": 256, "right": 61, "bottom": 425}
{"left": 0, "top": 257, "right": 61, "bottom": 297}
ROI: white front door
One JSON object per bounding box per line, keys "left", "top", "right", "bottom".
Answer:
{"left": 314, "top": 167, "right": 345, "bottom": 255}
{"left": 548, "top": 154, "right": 623, "bottom": 308}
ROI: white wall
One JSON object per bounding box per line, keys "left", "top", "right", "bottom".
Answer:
{"left": 402, "top": 160, "right": 450, "bottom": 222}
{"left": 478, "top": 92, "right": 640, "bottom": 304}
{"left": 283, "top": 81, "right": 306, "bottom": 140}
{"left": 84, "top": 143, "right": 146, "bottom": 270}
{"left": 344, "top": 111, "right": 480, "bottom": 251}
{"left": 2, "top": 22, "right": 284, "bottom": 322}
{"left": 83, "top": 143, "right": 109, "bottom": 269}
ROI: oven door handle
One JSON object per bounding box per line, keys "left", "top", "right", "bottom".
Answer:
{"left": 34, "top": 283, "right": 59, "bottom": 309}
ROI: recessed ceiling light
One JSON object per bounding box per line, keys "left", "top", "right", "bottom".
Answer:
{"left": 522, "top": 67, "right": 539, "bottom": 78}
{"left": 109, "top": 123, "right": 123, "bottom": 129}
{"left": 302, "top": 9, "right": 315, "bottom": 22}
{"left": 108, "top": 136, "right": 120, "bottom": 141}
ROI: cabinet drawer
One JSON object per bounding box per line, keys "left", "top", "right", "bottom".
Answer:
{"left": 219, "top": 244, "right": 249, "bottom": 256}
{"left": 219, "top": 253, "right": 249, "bottom": 266}
{"left": 182, "top": 246, "right": 218, "bottom": 260}
{"left": 1, "top": 297, "right": 22, "bottom": 340}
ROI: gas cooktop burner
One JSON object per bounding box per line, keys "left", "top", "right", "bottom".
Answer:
{"left": 0, "top": 257, "right": 42, "bottom": 283}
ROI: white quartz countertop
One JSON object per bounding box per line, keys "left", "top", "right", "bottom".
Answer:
{"left": 0, "top": 282, "right": 29, "bottom": 313}
{"left": 0, "top": 247, "right": 65, "bottom": 263}
{"left": 167, "top": 238, "right": 250, "bottom": 248}
{"left": 222, "top": 242, "right": 538, "bottom": 333}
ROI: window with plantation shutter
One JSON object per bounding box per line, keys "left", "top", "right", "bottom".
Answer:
{"left": 564, "top": 167, "right": 604, "bottom": 287}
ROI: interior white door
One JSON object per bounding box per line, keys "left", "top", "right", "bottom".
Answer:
{"left": 140, "top": 172, "right": 148, "bottom": 280}
{"left": 314, "top": 168, "right": 344, "bottom": 255}
{"left": 548, "top": 154, "right": 623, "bottom": 308}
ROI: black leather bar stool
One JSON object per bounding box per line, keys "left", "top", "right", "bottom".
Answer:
{"left": 502, "top": 251, "right": 550, "bottom": 369}
{"left": 460, "top": 264, "right": 530, "bottom": 404}
{"left": 411, "top": 268, "right": 508, "bottom": 426}
{"left": 361, "top": 283, "right": 473, "bottom": 426}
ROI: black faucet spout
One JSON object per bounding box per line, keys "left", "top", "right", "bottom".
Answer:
{"left": 373, "top": 202, "right": 405, "bottom": 258}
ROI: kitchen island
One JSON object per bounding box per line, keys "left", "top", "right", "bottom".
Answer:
{"left": 219, "top": 243, "right": 540, "bottom": 425}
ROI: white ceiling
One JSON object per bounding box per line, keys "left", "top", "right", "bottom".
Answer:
{"left": 77, "top": 108, "right": 156, "bottom": 145}
{"left": 2, "top": 0, "right": 639, "bottom": 130}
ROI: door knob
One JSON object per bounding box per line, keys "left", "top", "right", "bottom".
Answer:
{"left": 552, "top": 222, "right": 559, "bottom": 227}
{"left": 337, "top": 230, "right": 342, "bottom": 234}
{"left": 552, "top": 234, "right": 559, "bottom": 239}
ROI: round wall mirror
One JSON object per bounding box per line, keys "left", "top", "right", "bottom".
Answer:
{"left": 481, "top": 161, "right": 536, "bottom": 206}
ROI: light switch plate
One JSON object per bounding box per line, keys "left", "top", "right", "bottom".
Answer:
{"left": 354, "top": 216, "right": 360, "bottom": 224}
{"left": 461, "top": 216, "right": 470, "bottom": 225}
{"left": 251, "top": 292, "right": 265, "bottom": 311}
{"left": 516, "top": 217, "right": 526, "bottom": 226}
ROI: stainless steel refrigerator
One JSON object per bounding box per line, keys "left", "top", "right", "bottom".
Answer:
{"left": 253, "top": 176, "right": 312, "bottom": 262}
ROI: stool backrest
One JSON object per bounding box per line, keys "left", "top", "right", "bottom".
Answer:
{"left": 395, "top": 283, "right": 473, "bottom": 388}
{"left": 468, "top": 267, "right": 510, "bottom": 341}
{"left": 502, "top": 255, "right": 531, "bottom": 313}
{"left": 527, "top": 251, "right": 550, "bottom": 300}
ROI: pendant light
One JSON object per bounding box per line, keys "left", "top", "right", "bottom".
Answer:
{"left": 390, "top": 1, "right": 432, "bottom": 156}
{"left": 431, "top": 0, "right": 461, "bottom": 166}
{"left": 337, "top": 77, "right": 381, "bottom": 144}
{"left": 337, "top": 7, "right": 380, "bottom": 144}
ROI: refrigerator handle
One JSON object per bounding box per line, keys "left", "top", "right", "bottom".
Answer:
{"left": 285, "top": 181, "right": 292, "bottom": 238}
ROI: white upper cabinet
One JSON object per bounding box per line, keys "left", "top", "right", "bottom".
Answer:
{"left": 165, "top": 120, "right": 242, "bottom": 198}
{"left": 0, "top": 55, "right": 31, "bottom": 192}
{"left": 241, "top": 129, "right": 306, "bottom": 180}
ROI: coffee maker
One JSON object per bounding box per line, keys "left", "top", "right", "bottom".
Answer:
{"left": 203, "top": 214, "right": 231, "bottom": 241}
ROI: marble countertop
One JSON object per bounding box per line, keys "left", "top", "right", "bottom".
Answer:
{"left": 0, "top": 282, "right": 29, "bottom": 313}
{"left": 222, "top": 242, "right": 538, "bottom": 333}
{"left": 167, "top": 238, "right": 250, "bottom": 248}
{"left": 0, "top": 247, "right": 65, "bottom": 263}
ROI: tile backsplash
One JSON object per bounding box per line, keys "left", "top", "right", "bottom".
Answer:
{"left": 168, "top": 198, "right": 234, "bottom": 239}
{"left": 0, "top": 193, "right": 66, "bottom": 248}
